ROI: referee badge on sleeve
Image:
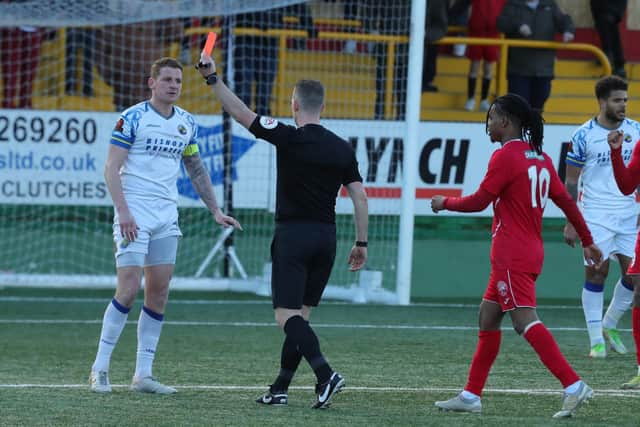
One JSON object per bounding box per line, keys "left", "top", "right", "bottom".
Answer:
{"left": 259, "top": 116, "right": 278, "bottom": 129}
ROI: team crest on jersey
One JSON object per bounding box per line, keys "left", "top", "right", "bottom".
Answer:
{"left": 497, "top": 281, "right": 508, "bottom": 297}
{"left": 177, "top": 124, "right": 187, "bottom": 135}
{"left": 624, "top": 133, "right": 632, "bottom": 143}
{"left": 259, "top": 116, "right": 278, "bottom": 129}
{"left": 114, "top": 118, "right": 124, "bottom": 132}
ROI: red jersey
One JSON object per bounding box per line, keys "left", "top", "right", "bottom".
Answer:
{"left": 610, "top": 141, "right": 640, "bottom": 195}
{"left": 467, "top": 0, "right": 506, "bottom": 36}
{"left": 445, "top": 140, "right": 592, "bottom": 274}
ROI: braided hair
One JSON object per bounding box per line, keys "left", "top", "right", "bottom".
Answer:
{"left": 486, "top": 93, "right": 545, "bottom": 154}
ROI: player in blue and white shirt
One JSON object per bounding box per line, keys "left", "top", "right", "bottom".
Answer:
{"left": 90, "top": 57, "right": 241, "bottom": 394}
{"left": 564, "top": 75, "right": 640, "bottom": 358}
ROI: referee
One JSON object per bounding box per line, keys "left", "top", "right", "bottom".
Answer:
{"left": 196, "top": 54, "right": 368, "bottom": 409}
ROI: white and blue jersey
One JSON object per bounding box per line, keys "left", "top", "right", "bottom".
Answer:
{"left": 566, "top": 117, "right": 640, "bottom": 212}
{"left": 110, "top": 101, "right": 199, "bottom": 204}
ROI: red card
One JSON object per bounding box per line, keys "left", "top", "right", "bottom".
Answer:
{"left": 203, "top": 32, "right": 217, "bottom": 56}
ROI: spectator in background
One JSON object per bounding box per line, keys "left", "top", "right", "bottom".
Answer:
{"left": 497, "top": 0, "right": 575, "bottom": 112}
{"left": 233, "top": 3, "right": 315, "bottom": 116}
{"left": 362, "top": 0, "right": 410, "bottom": 120}
{"left": 451, "top": 0, "right": 507, "bottom": 112}
{"left": 0, "top": 26, "right": 44, "bottom": 109}
{"left": 590, "top": 0, "right": 628, "bottom": 79}
{"left": 94, "top": 20, "right": 183, "bottom": 112}
{"left": 341, "top": 0, "right": 359, "bottom": 54}
{"left": 448, "top": 0, "right": 470, "bottom": 57}
{"left": 65, "top": 27, "right": 95, "bottom": 97}
{"left": 422, "top": 0, "right": 448, "bottom": 93}
{"left": 178, "top": 18, "right": 193, "bottom": 65}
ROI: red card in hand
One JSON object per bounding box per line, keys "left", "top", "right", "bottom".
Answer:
{"left": 203, "top": 32, "right": 217, "bottom": 56}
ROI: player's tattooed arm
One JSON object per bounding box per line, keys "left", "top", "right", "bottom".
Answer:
{"left": 564, "top": 164, "right": 581, "bottom": 201}
{"left": 183, "top": 154, "right": 219, "bottom": 213}
{"left": 565, "top": 182, "right": 578, "bottom": 200}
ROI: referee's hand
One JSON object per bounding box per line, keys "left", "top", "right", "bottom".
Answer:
{"left": 196, "top": 53, "right": 216, "bottom": 77}
{"left": 348, "top": 246, "right": 367, "bottom": 271}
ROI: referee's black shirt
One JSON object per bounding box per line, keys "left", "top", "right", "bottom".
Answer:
{"left": 249, "top": 115, "right": 363, "bottom": 224}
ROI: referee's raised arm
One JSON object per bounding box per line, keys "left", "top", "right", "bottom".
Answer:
{"left": 195, "top": 53, "right": 257, "bottom": 129}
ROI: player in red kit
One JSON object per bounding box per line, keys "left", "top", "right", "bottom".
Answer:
{"left": 606, "top": 129, "right": 640, "bottom": 389}
{"left": 431, "top": 93, "right": 602, "bottom": 418}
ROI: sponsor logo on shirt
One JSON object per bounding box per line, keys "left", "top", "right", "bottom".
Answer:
{"left": 259, "top": 116, "right": 278, "bottom": 129}
{"left": 524, "top": 150, "right": 544, "bottom": 160}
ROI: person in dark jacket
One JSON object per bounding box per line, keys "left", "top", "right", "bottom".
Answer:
{"left": 422, "top": 0, "right": 449, "bottom": 93}
{"left": 590, "top": 0, "right": 627, "bottom": 79}
{"left": 362, "top": 0, "right": 410, "bottom": 119}
{"left": 232, "top": 4, "right": 314, "bottom": 116}
{"left": 497, "top": 0, "right": 575, "bottom": 112}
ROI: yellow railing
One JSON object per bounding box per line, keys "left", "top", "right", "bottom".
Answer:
{"left": 54, "top": 25, "right": 611, "bottom": 115}
{"left": 282, "top": 16, "right": 361, "bottom": 28}
{"left": 184, "top": 26, "right": 611, "bottom": 118}
{"left": 436, "top": 36, "right": 612, "bottom": 97}
{"left": 184, "top": 26, "right": 408, "bottom": 118}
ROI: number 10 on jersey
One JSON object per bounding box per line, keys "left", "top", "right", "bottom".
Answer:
{"left": 528, "top": 166, "right": 550, "bottom": 209}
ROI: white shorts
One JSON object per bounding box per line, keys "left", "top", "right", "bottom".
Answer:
{"left": 113, "top": 197, "right": 182, "bottom": 259}
{"left": 582, "top": 209, "right": 638, "bottom": 264}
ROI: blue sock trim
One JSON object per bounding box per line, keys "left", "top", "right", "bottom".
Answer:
{"left": 111, "top": 298, "right": 130, "bottom": 314}
{"left": 142, "top": 305, "right": 164, "bottom": 321}
{"left": 584, "top": 281, "right": 604, "bottom": 292}
{"left": 620, "top": 278, "right": 634, "bottom": 291}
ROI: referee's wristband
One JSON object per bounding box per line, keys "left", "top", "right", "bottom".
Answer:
{"left": 204, "top": 72, "right": 218, "bottom": 85}
{"left": 355, "top": 241, "right": 368, "bottom": 248}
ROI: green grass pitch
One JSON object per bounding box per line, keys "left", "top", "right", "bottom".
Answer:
{"left": 0, "top": 287, "right": 638, "bottom": 426}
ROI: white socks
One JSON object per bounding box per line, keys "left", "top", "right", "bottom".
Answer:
{"left": 603, "top": 279, "right": 634, "bottom": 329}
{"left": 92, "top": 301, "right": 166, "bottom": 380}
{"left": 134, "top": 306, "right": 164, "bottom": 380}
{"left": 92, "top": 299, "right": 130, "bottom": 372}
{"left": 582, "top": 282, "right": 604, "bottom": 346}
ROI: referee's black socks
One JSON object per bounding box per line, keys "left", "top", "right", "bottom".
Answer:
{"left": 283, "top": 315, "right": 332, "bottom": 384}
{"left": 271, "top": 334, "right": 303, "bottom": 392}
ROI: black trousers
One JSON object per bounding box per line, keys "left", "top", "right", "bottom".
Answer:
{"left": 590, "top": 0, "right": 627, "bottom": 71}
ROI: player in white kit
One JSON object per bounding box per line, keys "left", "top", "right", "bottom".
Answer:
{"left": 564, "top": 75, "right": 640, "bottom": 358}
{"left": 89, "top": 57, "right": 241, "bottom": 393}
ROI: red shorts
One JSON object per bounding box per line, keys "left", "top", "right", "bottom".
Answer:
{"left": 465, "top": 30, "right": 500, "bottom": 62}
{"left": 483, "top": 267, "right": 538, "bottom": 311}
{"left": 627, "top": 235, "right": 640, "bottom": 274}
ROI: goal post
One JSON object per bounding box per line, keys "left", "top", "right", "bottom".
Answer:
{"left": 0, "top": 0, "right": 426, "bottom": 305}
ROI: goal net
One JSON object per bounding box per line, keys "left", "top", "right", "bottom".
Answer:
{"left": 0, "top": 0, "right": 420, "bottom": 304}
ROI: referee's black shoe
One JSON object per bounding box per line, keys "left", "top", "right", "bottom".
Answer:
{"left": 312, "top": 372, "right": 345, "bottom": 409}
{"left": 256, "top": 387, "right": 288, "bottom": 406}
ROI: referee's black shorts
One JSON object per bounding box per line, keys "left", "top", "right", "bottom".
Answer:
{"left": 270, "top": 220, "right": 337, "bottom": 309}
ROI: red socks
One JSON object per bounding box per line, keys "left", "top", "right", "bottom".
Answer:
{"left": 465, "top": 330, "right": 501, "bottom": 396}
{"left": 524, "top": 322, "right": 579, "bottom": 387}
